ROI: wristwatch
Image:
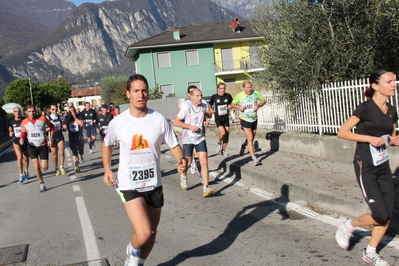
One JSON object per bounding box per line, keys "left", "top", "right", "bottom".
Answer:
{"left": 180, "top": 157, "right": 188, "bottom": 163}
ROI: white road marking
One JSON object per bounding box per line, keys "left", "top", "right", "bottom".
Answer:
{"left": 75, "top": 195, "right": 101, "bottom": 261}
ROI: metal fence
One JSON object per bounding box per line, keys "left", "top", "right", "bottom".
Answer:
{"left": 253, "top": 79, "right": 399, "bottom": 135}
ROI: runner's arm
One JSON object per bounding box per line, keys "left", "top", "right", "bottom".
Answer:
{"left": 169, "top": 144, "right": 187, "bottom": 173}
{"left": 338, "top": 115, "right": 384, "bottom": 146}
{"left": 102, "top": 141, "right": 115, "bottom": 186}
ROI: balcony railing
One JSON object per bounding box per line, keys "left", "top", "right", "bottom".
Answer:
{"left": 214, "top": 59, "right": 263, "bottom": 73}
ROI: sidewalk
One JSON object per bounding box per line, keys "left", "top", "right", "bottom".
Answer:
{"left": 204, "top": 136, "right": 399, "bottom": 229}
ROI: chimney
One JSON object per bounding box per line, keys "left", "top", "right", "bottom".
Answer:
{"left": 173, "top": 27, "right": 180, "bottom": 40}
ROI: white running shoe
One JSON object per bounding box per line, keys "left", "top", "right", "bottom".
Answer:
{"left": 125, "top": 242, "right": 143, "bottom": 266}
{"left": 180, "top": 175, "right": 188, "bottom": 190}
{"left": 220, "top": 150, "right": 229, "bottom": 156}
{"left": 203, "top": 187, "right": 215, "bottom": 197}
{"left": 362, "top": 249, "right": 390, "bottom": 266}
{"left": 252, "top": 156, "right": 260, "bottom": 166}
{"left": 38, "top": 182, "right": 46, "bottom": 192}
{"left": 215, "top": 143, "right": 221, "bottom": 153}
{"left": 239, "top": 141, "right": 246, "bottom": 155}
{"left": 335, "top": 217, "right": 353, "bottom": 249}
{"left": 190, "top": 160, "right": 196, "bottom": 175}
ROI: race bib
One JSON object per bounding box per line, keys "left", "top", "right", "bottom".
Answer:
{"left": 370, "top": 134, "right": 389, "bottom": 166}
{"left": 218, "top": 104, "right": 228, "bottom": 116}
{"left": 30, "top": 131, "right": 43, "bottom": 142}
{"left": 189, "top": 127, "right": 203, "bottom": 141}
{"left": 128, "top": 163, "right": 157, "bottom": 192}
{"left": 69, "top": 122, "right": 79, "bottom": 132}
{"left": 52, "top": 121, "right": 61, "bottom": 132}
{"left": 14, "top": 127, "right": 21, "bottom": 138}
{"left": 85, "top": 119, "right": 93, "bottom": 127}
{"left": 243, "top": 102, "right": 254, "bottom": 114}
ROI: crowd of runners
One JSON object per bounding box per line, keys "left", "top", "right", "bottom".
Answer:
{"left": 6, "top": 69, "right": 398, "bottom": 266}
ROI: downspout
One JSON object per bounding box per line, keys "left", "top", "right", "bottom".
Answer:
{"left": 150, "top": 49, "right": 157, "bottom": 88}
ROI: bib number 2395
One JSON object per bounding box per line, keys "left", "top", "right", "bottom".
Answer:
{"left": 128, "top": 163, "right": 157, "bottom": 192}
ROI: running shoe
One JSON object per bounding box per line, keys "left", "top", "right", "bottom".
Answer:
{"left": 38, "top": 182, "right": 46, "bottom": 192}
{"left": 203, "top": 187, "right": 215, "bottom": 197}
{"left": 55, "top": 168, "right": 61, "bottom": 176}
{"left": 362, "top": 249, "right": 390, "bottom": 266}
{"left": 89, "top": 149, "right": 93, "bottom": 154}
{"left": 252, "top": 156, "right": 260, "bottom": 166}
{"left": 215, "top": 143, "right": 221, "bottom": 153}
{"left": 335, "top": 217, "right": 353, "bottom": 250}
{"left": 220, "top": 150, "right": 229, "bottom": 156}
{"left": 125, "top": 243, "right": 143, "bottom": 266}
{"left": 79, "top": 156, "right": 84, "bottom": 164}
{"left": 18, "top": 175, "right": 23, "bottom": 184}
{"left": 92, "top": 143, "right": 96, "bottom": 150}
{"left": 24, "top": 170, "right": 30, "bottom": 180}
{"left": 60, "top": 167, "right": 67, "bottom": 175}
{"left": 74, "top": 166, "right": 81, "bottom": 173}
{"left": 239, "top": 141, "right": 246, "bottom": 155}
{"left": 190, "top": 159, "right": 197, "bottom": 175}
{"left": 180, "top": 174, "right": 188, "bottom": 190}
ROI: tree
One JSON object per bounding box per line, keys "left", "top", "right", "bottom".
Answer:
{"left": 149, "top": 84, "right": 163, "bottom": 100}
{"left": 110, "top": 83, "right": 128, "bottom": 106}
{"left": 100, "top": 74, "right": 127, "bottom": 104}
{"left": 252, "top": 0, "right": 399, "bottom": 101}
{"left": 38, "top": 78, "right": 72, "bottom": 110}
{"left": 4, "top": 79, "right": 40, "bottom": 108}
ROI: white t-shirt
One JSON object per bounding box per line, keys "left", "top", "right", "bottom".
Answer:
{"left": 177, "top": 101, "right": 207, "bottom": 145}
{"left": 104, "top": 109, "right": 178, "bottom": 191}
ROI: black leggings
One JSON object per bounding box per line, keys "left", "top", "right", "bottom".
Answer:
{"left": 354, "top": 161, "right": 394, "bottom": 225}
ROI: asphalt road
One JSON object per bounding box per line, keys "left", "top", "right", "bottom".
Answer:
{"left": 1, "top": 137, "right": 399, "bottom": 266}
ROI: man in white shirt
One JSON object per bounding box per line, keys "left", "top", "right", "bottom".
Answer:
{"left": 102, "top": 74, "right": 187, "bottom": 266}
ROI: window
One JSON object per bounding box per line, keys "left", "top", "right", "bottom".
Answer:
{"left": 157, "top": 52, "right": 171, "bottom": 68}
{"left": 224, "top": 78, "right": 236, "bottom": 84}
{"left": 160, "top": 84, "right": 174, "bottom": 98}
{"left": 188, "top": 81, "right": 201, "bottom": 90}
{"left": 185, "top": 50, "right": 199, "bottom": 65}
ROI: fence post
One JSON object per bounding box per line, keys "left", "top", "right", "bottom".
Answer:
{"left": 315, "top": 90, "right": 322, "bottom": 136}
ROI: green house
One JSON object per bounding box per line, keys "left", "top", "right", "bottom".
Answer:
{"left": 124, "top": 19, "right": 265, "bottom": 98}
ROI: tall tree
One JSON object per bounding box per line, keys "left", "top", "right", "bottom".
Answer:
{"left": 38, "top": 78, "right": 72, "bottom": 110}
{"left": 252, "top": 0, "right": 399, "bottom": 100}
{"left": 100, "top": 74, "right": 127, "bottom": 104}
{"left": 4, "top": 78, "right": 39, "bottom": 108}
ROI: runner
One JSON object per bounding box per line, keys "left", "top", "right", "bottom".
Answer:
{"left": 19, "top": 105, "right": 54, "bottom": 192}
{"left": 97, "top": 104, "right": 113, "bottom": 142}
{"left": 109, "top": 102, "right": 116, "bottom": 116}
{"left": 231, "top": 81, "right": 266, "bottom": 165}
{"left": 102, "top": 74, "right": 187, "bottom": 266}
{"left": 63, "top": 106, "right": 85, "bottom": 173}
{"left": 173, "top": 87, "right": 215, "bottom": 197}
{"left": 8, "top": 107, "right": 30, "bottom": 183}
{"left": 208, "top": 83, "right": 233, "bottom": 156}
{"left": 81, "top": 102, "right": 97, "bottom": 154}
{"left": 47, "top": 104, "right": 67, "bottom": 175}
{"left": 335, "top": 69, "right": 399, "bottom": 266}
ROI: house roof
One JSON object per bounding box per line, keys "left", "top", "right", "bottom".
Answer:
{"left": 71, "top": 88, "right": 100, "bottom": 97}
{"left": 124, "top": 19, "right": 263, "bottom": 59}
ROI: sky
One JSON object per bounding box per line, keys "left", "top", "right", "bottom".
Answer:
{"left": 69, "top": 0, "right": 113, "bottom": 6}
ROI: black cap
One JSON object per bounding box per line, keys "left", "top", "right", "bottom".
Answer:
{"left": 101, "top": 104, "right": 108, "bottom": 109}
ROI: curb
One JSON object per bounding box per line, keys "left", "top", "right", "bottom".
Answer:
{"left": 0, "top": 139, "right": 12, "bottom": 153}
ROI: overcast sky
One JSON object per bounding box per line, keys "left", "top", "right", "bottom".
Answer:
{"left": 69, "top": 0, "right": 113, "bottom": 6}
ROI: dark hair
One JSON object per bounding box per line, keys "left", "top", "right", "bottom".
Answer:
{"left": 187, "top": 85, "right": 197, "bottom": 93}
{"left": 364, "top": 69, "right": 391, "bottom": 98}
{"left": 126, "top": 74, "right": 149, "bottom": 91}
{"left": 217, "top": 83, "right": 226, "bottom": 89}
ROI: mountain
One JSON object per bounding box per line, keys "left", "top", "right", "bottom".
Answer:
{"left": 0, "top": 0, "right": 75, "bottom": 58}
{"left": 214, "top": 0, "right": 268, "bottom": 19}
{"left": 0, "top": 0, "right": 239, "bottom": 95}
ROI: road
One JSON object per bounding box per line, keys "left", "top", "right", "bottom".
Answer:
{"left": 1, "top": 137, "right": 399, "bottom": 266}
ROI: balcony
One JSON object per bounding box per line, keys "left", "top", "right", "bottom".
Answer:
{"left": 214, "top": 59, "right": 264, "bottom": 75}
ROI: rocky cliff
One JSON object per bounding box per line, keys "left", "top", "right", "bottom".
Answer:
{"left": 0, "top": 0, "right": 238, "bottom": 89}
